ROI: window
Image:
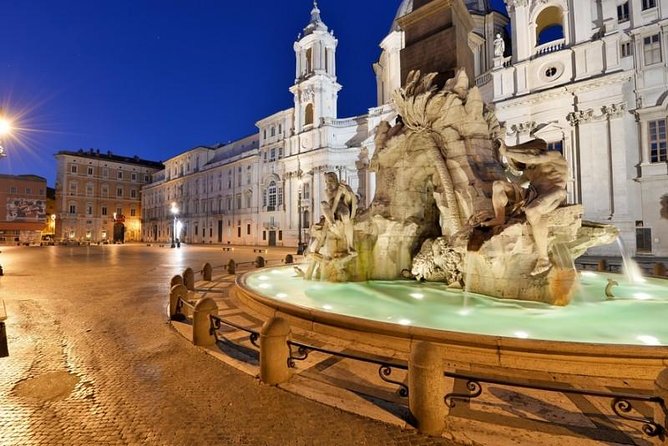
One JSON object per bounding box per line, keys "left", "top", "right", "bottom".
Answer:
{"left": 263, "top": 129, "right": 267, "bottom": 139}
{"left": 304, "top": 103, "right": 314, "bottom": 126}
{"left": 237, "top": 227, "right": 241, "bottom": 238}
{"left": 245, "top": 193, "right": 252, "bottom": 208}
{"left": 9, "top": 186, "right": 16, "bottom": 193}
{"left": 621, "top": 41, "right": 633, "bottom": 58}
{"left": 637, "top": 227, "right": 652, "bottom": 253}
{"left": 270, "top": 148, "right": 276, "bottom": 161}
{"left": 86, "top": 184, "right": 94, "bottom": 196}
{"left": 236, "top": 194, "right": 242, "bottom": 210}
{"left": 303, "top": 210, "right": 310, "bottom": 228}
{"left": 648, "top": 119, "right": 667, "bottom": 162}
{"left": 617, "top": 2, "right": 629, "bottom": 21}
{"left": 642, "top": 0, "right": 656, "bottom": 10}
{"left": 278, "top": 230, "right": 283, "bottom": 241}
{"left": 131, "top": 173, "right": 137, "bottom": 182}
{"left": 116, "top": 207, "right": 122, "bottom": 216}
{"left": 227, "top": 197, "right": 232, "bottom": 211}
{"left": 102, "top": 206, "right": 108, "bottom": 216}
{"left": 278, "top": 124, "right": 282, "bottom": 134}
{"left": 263, "top": 231, "right": 266, "bottom": 241}
{"left": 144, "top": 175, "right": 150, "bottom": 182}
{"left": 103, "top": 167, "right": 108, "bottom": 178}
{"left": 546, "top": 141, "right": 564, "bottom": 154}
{"left": 87, "top": 166, "right": 94, "bottom": 176}
{"left": 303, "top": 182, "right": 310, "bottom": 199}
{"left": 130, "top": 208, "right": 136, "bottom": 217}
{"left": 25, "top": 187, "right": 31, "bottom": 195}
{"left": 69, "top": 204, "right": 77, "bottom": 214}
{"left": 271, "top": 126, "right": 276, "bottom": 137}
{"left": 306, "top": 48, "right": 312, "bottom": 72}
{"left": 247, "top": 224, "right": 251, "bottom": 235}
{"left": 278, "top": 147, "right": 283, "bottom": 159}
{"left": 267, "top": 181, "right": 277, "bottom": 211}
{"left": 71, "top": 165, "right": 78, "bottom": 174}
{"left": 102, "top": 185, "right": 109, "bottom": 197}
{"left": 69, "top": 182, "right": 77, "bottom": 195}
{"left": 86, "top": 205, "right": 93, "bottom": 216}
{"left": 130, "top": 189, "right": 137, "bottom": 199}
{"left": 117, "top": 187, "right": 123, "bottom": 197}
{"left": 644, "top": 34, "right": 662, "bottom": 65}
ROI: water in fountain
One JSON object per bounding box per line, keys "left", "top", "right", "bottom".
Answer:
{"left": 461, "top": 258, "right": 474, "bottom": 315}
{"left": 616, "top": 237, "right": 646, "bottom": 284}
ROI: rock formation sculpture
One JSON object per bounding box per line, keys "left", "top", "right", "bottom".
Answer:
{"left": 307, "top": 70, "right": 617, "bottom": 306}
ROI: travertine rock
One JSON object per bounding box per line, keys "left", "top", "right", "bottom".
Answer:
{"left": 330, "top": 70, "right": 618, "bottom": 306}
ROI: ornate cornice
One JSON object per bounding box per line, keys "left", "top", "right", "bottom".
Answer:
{"left": 567, "top": 102, "right": 627, "bottom": 126}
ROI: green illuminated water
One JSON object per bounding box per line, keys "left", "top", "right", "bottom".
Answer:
{"left": 243, "top": 266, "right": 668, "bottom": 346}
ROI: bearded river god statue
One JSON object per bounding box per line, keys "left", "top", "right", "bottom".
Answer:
{"left": 304, "top": 70, "right": 617, "bottom": 306}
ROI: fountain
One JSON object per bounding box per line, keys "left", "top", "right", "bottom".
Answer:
{"left": 235, "top": 71, "right": 668, "bottom": 383}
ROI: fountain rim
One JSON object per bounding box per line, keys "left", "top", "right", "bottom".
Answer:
{"left": 236, "top": 266, "right": 668, "bottom": 360}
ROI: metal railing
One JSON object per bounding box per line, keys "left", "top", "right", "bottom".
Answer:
{"left": 287, "top": 339, "right": 408, "bottom": 397}
{"left": 443, "top": 371, "right": 665, "bottom": 438}
{"left": 209, "top": 314, "right": 259, "bottom": 348}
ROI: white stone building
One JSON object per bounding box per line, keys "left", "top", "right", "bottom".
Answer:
{"left": 142, "top": 3, "right": 381, "bottom": 247}
{"left": 377, "top": 0, "right": 668, "bottom": 256}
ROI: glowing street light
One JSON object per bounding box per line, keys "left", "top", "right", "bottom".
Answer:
{"left": 0, "top": 110, "right": 11, "bottom": 159}
{"left": 170, "top": 202, "right": 179, "bottom": 248}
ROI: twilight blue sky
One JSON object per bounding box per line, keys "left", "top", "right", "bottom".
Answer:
{"left": 0, "top": 0, "right": 506, "bottom": 187}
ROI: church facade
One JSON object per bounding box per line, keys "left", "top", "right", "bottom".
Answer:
{"left": 141, "top": 4, "right": 384, "bottom": 247}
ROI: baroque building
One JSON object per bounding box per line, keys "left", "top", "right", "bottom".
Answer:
{"left": 142, "top": 3, "right": 383, "bottom": 247}
{"left": 376, "top": 0, "right": 668, "bottom": 256}
{"left": 55, "top": 149, "right": 162, "bottom": 243}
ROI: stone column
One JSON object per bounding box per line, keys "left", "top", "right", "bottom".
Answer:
{"left": 409, "top": 341, "right": 446, "bottom": 436}
{"left": 192, "top": 298, "right": 218, "bottom": 347}
{"left": 653, "top": 368, "right": 668, "bottom": 445}
{"left": 259, "top": 317, "right": 291, "bottom": 385}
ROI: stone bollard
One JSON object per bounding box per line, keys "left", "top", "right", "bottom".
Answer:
{"left": 653, "top": 368, "right": 668, "bottom": 445}
{"left": 597, "top": 259, "right": 607, "bottom": 272}
{"left": 259, "top": 317, "right": 291, "bottom": 385}
{"left": 227, "top": 259, "right": 236, "bottom": 274}
{"left": 409, "top": 341, "right": 447, "bottom": 436}
{"left": 170, "top": 275, "right": 183, "bottom": 288}
{"left": 169, "top": 284, "right": 188, "bottom": 320}
{"left": 193, "top": 298, "right": 218, "bottom": 347}
{"left": 255, "top": 256, "right": 265, "bottom": 268}
{"left": 285, "top": 254, "right": 294, "bottom": 264}
{"left": 653, "top": 262, "right": 666, "bottom": 277}
{"left": 183, "top": 267, "right": 195, "bottom": 291}
{"left": 202, "top": 262, "right": 213, "bottom": 281}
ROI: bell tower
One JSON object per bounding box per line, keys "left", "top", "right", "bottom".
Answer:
{"left": 290, "top": 1, "right": 341, "bottom": 134}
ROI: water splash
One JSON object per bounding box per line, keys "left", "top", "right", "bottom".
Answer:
{"left": 616, "top": 237, "right": 646, "bottom": 284}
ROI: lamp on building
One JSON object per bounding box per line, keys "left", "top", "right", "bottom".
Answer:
{"left": 170, "top": 202, "right": 179, "bottom": 248}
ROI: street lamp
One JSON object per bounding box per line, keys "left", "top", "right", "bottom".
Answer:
{"left": 170, "top": 202, "right": 179, "bottom": 248}
{"left": 0, "top": 110, "right": 12, "bottom": 159}
{"left": 0, "top": 111, "right": 11, "bottom": 275}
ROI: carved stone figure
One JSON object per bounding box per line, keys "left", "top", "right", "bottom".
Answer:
{"left": 493, "top": 33, "right": 505, "bottom": 58}
{"left": 321, "top": 172, "right": 357, "bottom": 252}
{"left": 482, "top": 140, "right": 568, "bottom": 275}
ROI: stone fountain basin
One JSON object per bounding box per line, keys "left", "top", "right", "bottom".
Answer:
{"left": 235, "top": 266, "right": 668, "bottom": 380}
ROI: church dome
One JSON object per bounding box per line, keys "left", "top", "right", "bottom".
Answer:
{"left": 391, "top": 0, "right": 414, "bottom": 31}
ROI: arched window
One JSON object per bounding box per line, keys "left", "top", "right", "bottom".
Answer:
{"left": 267, "top": 181, "right": 277, "bottom": 211}
{"left": 306, "top": 48, "right": 313, "bottom": 73}
{"left": 536, "top": 6, "right": 564, "bottom": 46}
{"left": 271, "top": 126, "right": 276, "bottom": 137}
{"left": 304, "top": 103, "right": 314, "bottom": 126}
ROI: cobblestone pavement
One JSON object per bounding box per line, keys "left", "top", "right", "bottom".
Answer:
{"left": 0, "top": 244, "right": 456, "bottom": 446}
